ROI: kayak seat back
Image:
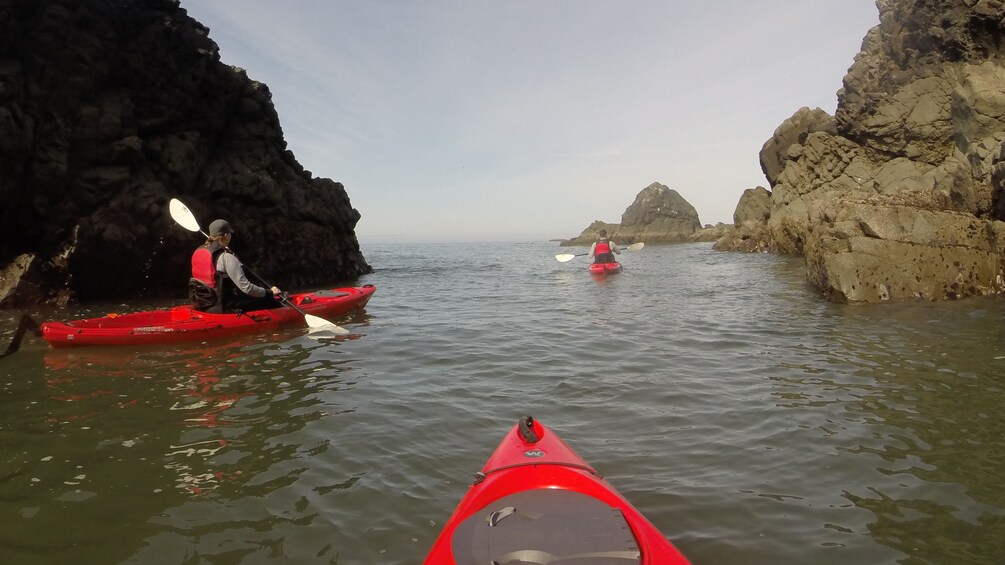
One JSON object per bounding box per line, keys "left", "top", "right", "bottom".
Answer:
{"left": 188, "top": 278, "right": 220, "bottom": 312}
{"left": 451, "top": 489, "right": 641, "bottom": 565}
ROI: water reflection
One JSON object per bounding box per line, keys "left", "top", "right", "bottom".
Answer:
{"left": 1, "top": 331, "right": 362, "bottom": 563}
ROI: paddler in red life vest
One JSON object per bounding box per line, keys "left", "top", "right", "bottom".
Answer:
{"left": 188, "top": 219, "right": 282, "bottom": 313}
{"left": 588, "top": 229, "right": 620, "bottom": 264}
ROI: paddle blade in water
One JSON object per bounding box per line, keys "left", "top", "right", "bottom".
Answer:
{"left": 304, "top": 314, "right": 349, "bottom": 334}
{"left": 307, "top": 323, "right": 350, "bottom": 335}
{"left": 169, "top": 199, "right": 202, "bottom": 232}
{"left": 555, "top": 254, "right": 577, "bottom": 262}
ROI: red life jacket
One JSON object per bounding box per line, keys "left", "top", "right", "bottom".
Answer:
{"left": 189, "top": 242, "right": 230, "bottom": 312}
{"left": 595, "top": 241, "right": 611, "bottom": 256}
{"left": 191, "top": 242, "right": 225, "bottom": 288}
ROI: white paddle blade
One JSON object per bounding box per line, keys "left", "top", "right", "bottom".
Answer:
{"left": 555, "top": 253, "right": 577, "bottom": 263}
{"left": 304, "top": 313, "right": 350, "bottom": 334}
{"left": 626, "top": 242, "right": 645, "bottom": 251}
{"left": 169, "top": 198, "right": 202, "bottom": 232}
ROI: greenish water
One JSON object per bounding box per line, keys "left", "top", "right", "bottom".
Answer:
{"left": 1, "top": 242, "right": 1003, "bottom": 564}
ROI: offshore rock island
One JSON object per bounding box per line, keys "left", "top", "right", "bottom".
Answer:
{"left": 717, "top": 0, "right": 1005, "bottom": 303}
{"left": 560, "top": 182, "right": 725, "bottom": 246}
{"left": 0, "top": 0, "right": 371, "bottom": 308}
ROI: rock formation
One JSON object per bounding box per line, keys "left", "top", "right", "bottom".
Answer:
{"left": 561, "top": 182, "right": 702, "bottom": 245}
{"left": 689, "top": 222, "right": 731, "bottom": 243}
{"left": 713, "top": 186, "right": 772, "bottom": 253}
{"left": 716, "top": 0, "right": 1005, "bottom": 303}
{"left": 0, "top": 0, "right": 372, "bottom": 308}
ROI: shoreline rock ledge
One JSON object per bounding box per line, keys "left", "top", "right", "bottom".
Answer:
{"left": 714, "top": 0, "right": 1005, "bottom": 304}
{"left": 0, "top": 0, "right": 372, "bottom": 308}
{"left": 561, "top": 182, "right": 726, "bottom": 246}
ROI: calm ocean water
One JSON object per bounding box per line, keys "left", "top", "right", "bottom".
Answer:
{"left": 1, "top": 241, "right": 1004, "bottom": 564}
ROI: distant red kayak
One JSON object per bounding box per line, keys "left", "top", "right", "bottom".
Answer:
{"left": 589, "top": 261, "right": 623, "bottom": 275}
{"left": 423, "top": 416, "right": 691, "bottom": 564}
{"left": 41, "top": 285, "right": 375, "bottom": 348}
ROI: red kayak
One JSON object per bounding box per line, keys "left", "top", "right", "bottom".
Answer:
{"left": 423, "top": 416, "right": 691, "bottom": 564}
{"left": 589, "top": 261, "right": 623, "bottom": 275}
{"left": 41, "top": 285, "right": 375, "bottom": 348}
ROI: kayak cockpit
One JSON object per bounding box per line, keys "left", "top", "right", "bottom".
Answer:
{"left": 450, "top": 489, "right": 641, "bottom": 564}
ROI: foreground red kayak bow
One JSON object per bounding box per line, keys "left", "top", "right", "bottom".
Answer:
{"left": 423, "top": 416, "right": 691, "bottom": 564}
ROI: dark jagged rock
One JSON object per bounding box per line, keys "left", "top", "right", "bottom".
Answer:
{"left": 561, "top": 182, "right": 702, "bottom": 246}
{"left": 0, "top": 0, "right": 372, "bottom": 308}
{"left": 717, "top": 0, "right": 1005, "bottom": 303}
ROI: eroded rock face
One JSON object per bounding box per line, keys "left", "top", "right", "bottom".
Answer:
{"left": 561, "top": 182, "right": 702, "bottom": 245}
{"left": 803, "top": 198, "right": 1005, "bottom": 302}
{"left": 713, "top": 186, "right": 772, "bottom": 252}
{"left": 0, "top": 0, "right": 372, "bottom": 307}
{"left": 733, "top": 186, "right": 772, "bottom": 227}
{"left": 722, "top": 0, "right": 1005, "bottom": 302}
{"left": 760, "top": 108, "right": 838, "bottom": 186}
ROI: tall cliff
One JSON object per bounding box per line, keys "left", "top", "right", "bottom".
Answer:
{"left": 0, "top": 0, "right": 372, "bottom": 307}
{"left": 718, "top": 0, "right": 1005, "bottom": 303}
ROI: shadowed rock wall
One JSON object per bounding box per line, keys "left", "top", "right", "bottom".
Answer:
{"left": 0, "top": 0, "right": 372, "bottom": 307}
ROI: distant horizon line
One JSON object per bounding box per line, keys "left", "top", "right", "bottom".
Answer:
{"left": 357, "top": 236, "right": 569, "bottom": 245}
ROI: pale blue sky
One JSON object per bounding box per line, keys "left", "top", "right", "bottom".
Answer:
{"left": 181, "top": 1, "right": 880, "bottom": 243}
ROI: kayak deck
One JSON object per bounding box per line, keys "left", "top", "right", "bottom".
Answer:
{"left": 423, "top": 416, "right": 690, "bottom": 564}
{"left": 41, "top": 285, "right": 375, "bottom": 348}
{"left": 451, "top": 489, "right": 642, "bottom": 563}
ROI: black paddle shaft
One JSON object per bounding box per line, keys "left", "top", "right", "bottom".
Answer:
{"left": 0, "top": 314, "right": 42, "bottom": 359}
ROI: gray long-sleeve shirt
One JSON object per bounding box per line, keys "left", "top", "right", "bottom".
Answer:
{"left": 216, "top": 253, "right": 269, "bottom": 297}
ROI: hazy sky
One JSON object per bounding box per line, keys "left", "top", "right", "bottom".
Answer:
{"left": 180, "top": 1, "right": 880, "bottom": 243}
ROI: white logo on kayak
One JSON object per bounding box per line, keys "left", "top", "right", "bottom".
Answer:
{"left": 523, "top": 449, "right": 545, "bottom": 458}
{"left": 133, "top": 326, "right": 174, "bottom": 334}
